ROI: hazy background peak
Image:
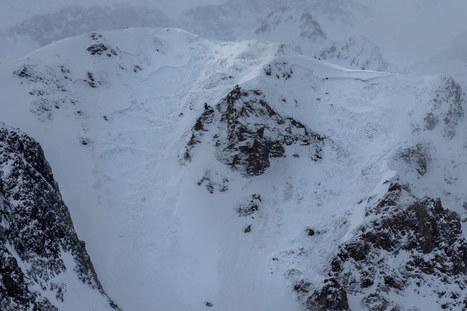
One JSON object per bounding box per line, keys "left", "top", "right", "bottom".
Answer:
{"left": 1, "top": 0, "right": 467, "bottom": 73}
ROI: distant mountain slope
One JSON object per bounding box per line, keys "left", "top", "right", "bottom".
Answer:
{"left": 317, "top": 36, "right": 398, "bottom": 72}
{"left": 0, "top": 124, "right": 120, "bottom": 311}
{"left": 0, "top": 1, "right": 394, "bottom": 73}
{"left": 0, "top": 4, "right": 170, "bottom": 64}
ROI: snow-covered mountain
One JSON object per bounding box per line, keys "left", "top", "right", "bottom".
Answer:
{"left": 0, "top": 1, "right": 395, "bottom": 73}
{"left": 0, "top": 4, "right": 171, "bottom": 64}
{"left": 0, "top": 26, "right": 465, "bottom": 311}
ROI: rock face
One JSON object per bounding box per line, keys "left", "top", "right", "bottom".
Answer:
{"left": 394, "top": 143, "right": 430, "bottom": 176}
{"left": 0, "top": 124, "right": 119, "bottom": 311}
{"left": 255, "top": 7, "right": 327, "bottom": 41}
{"left": 317, "top": 36, "right": 397, "bottom": 72}
{"left": 183, "top": 86, "right": 325, "bottom": 176}
{"left": 424, "top": 77, "right": 465, "bottom": 139}
{"left": 304, "top": 183, "right": 467, "bottom": 311}
{"left": 307, "top": 278, "right": 350, "bottom": 311}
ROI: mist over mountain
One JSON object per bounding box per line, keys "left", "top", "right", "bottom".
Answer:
{"left": 0, "top": 1, "right": 466, "bottom": 311}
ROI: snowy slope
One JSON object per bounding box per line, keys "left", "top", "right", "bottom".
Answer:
{"left": 0, "top": 28, "right": 465, "bottom": 311}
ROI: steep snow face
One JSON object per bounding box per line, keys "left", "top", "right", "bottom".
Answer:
{"left": 0, "top": 28, "right": 466, "bottom": 311}
{"left": 0, "top": 124, "right": 119, "bottom": 311}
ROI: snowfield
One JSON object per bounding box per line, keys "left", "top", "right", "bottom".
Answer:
{"left": 0, "top": 27, "right": 465, "bottom": 311}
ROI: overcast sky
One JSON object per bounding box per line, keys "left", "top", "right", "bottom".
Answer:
{"left": 351, "top": 0, "right": 467, "bottom": 67}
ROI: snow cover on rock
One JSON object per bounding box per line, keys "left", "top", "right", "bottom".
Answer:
{"left": 183, "top": 85, "right": 325, "bottom": 176}
{"left": 0, "top": 27, "right": 466, "bottom": 311}
{"left": 317, "top": 36, "right": 398, "bottom": 72}
{"left": 0, "top": 124, "right": 119, "bottom": 311}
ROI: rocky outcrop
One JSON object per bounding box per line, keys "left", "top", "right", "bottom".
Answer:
{"left": 317, "top": 37, "right": 397, "bottom": 72}
{"left": 183, "top": 86, "right": 325, "bottom": 176}
{"left": 307, "top": 278, "right": 350, "bottom": 311}
{"left": 263, "top": 61, "right": 294, "bottom": 80}
{"left": 14, "top": 64, "right": 76, "bottom": 120}
{"left": 87, "top": 32, "right": 118, "bottom": 57}
{"left": 304, "top": 183, "right": 466, "bottom": 311}
{"left": 394, "top": 143, "right": 430, "bottom": 176}
{"left": 0, "top": 124, "right": 120, "bottom": 310}
{"left": 13, "top": 32, "right": 144, "bottom": 122}
{"left": 424, "top": 77, "right": 464, "bottom": 139}
{"left": 236, "top": 194, "right": 262, "bottom": 217}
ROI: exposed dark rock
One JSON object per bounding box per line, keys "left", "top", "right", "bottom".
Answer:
{"left": 305, "top": 183, "right": 467, "bottom": 311}
{"left": 396, "top": 143, "right": 430, "bottom": 176}
{"left": 243, "top": 225, "right": 252, "bottom": 233}
{"left": 424, "top": 112, "right": 438, "bottom": 130}
{"left": 305, "top": 227, "right": 315, "bottom": 236}
{"left": 14, "top": 65, "right": 70, "bottom": 90}
{"left": 13, "top": 64, "right": 75, "bottom": 119}
{"left": 236, "top": 194, "right": 261, "bottom": 216}
{"left": 87, "top": 43, "right": 109, "bottom": 55}
{"left": 216, "top": 86, "right": 324, "bottom": 176}
{"left": 197, "top": 170, "right": 229, "bottom": 193}
{"left": 86, "top": 72, "right": 100, "bottom": 88}
{"left": 183, "top": 86, "right": 325, "bottom": 176}
{"left": 80, "top": 138, "right": 92, "bottom": 146}
{"left": 426, "top": 77, "right": 465, "bottom": 139}
{"left": 306, "top": 278, "right": 349, "bottom": 311}
{"left": 361, "top": 293, "right": 391, "bottom": 311}
{"left": 263, "top": 62, "right": 293, "bottom": 80}
{"left": 90, "top": 32, "right": 103, "bottom": 41}
{"left": 293, "top": 279, "right": 311, "bottom": 295}
{"left": 86, "top": 34, "right": 118, "bottom": 57}
{"left": 0, "top": 124, "right": 120, "bottom": 311}
{"left": 0, "top": 244, "right": 59, "bottom": 311}
{"left": 182, "top": 104, "right": 215, "bottom": 163}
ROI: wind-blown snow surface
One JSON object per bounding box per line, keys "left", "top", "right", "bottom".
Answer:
{"left": 0, "top": 28, "right": 465, "bottom": 310}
